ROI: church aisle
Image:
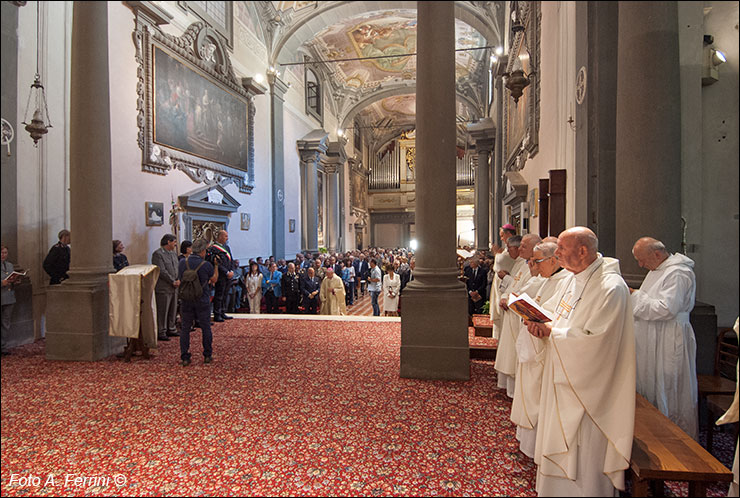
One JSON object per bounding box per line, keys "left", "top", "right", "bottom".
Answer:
{"left": 1, "top": 319, "right": 536, "bottom": 497}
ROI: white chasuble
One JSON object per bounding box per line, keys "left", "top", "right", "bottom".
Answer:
{"left": 495, "top": 257, "right": 537, "bottom": 396}
{"left": 320, "top": 275, "right": 347, "bottom": 316}
{"left": 535, "top": 257, "right": 635, "bottom": 496}
{"left": 511, "top": 268, "right": 571, "bottom": 458}
{"left": 631, "top": 253, "right": 698, "bottom": 439}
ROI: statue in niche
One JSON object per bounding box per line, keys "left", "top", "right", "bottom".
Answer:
{"left": 192, "top": 221, "right": 223, "bottom": 244}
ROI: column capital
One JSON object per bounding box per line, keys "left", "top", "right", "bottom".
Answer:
{"left": 297, "top": 129, "right": 329, "bottom": 163}
{"left": 467, "top": 117, "right": 496, "bottom": 151}
{"left": 266, "top": 73, "right": 289, "bottom": 97}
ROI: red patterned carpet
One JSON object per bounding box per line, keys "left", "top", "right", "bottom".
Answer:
{"left": 1, "top": 318, "right": 734, "bottom": 497}
{"left": 2, "top": 319, "right": 535, "bottom": 497}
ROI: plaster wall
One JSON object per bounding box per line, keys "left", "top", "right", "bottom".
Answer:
{"left": 697, "top": 1, "right": 739, "bottom": 326}
{"left": 514, "top": 1, "right": 577, "bottom": 235}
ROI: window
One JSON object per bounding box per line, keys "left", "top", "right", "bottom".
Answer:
{"left": 182, "top": 1, "right": 233, "bottom": 48}
{"left": 305, "top": 66, "right": 322, "bottom": 122}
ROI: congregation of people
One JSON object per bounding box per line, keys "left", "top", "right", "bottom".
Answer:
{"left": 10, "top": 222, "right": 734, "bottom": 496}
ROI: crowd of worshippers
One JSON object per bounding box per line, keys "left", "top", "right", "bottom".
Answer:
{"left": 454, "top": 223, "right": 737, "bottom": 497}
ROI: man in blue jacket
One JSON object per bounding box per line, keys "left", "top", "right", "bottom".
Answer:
{"left": 263, "top": 262, "right": 282, "bottom": 313}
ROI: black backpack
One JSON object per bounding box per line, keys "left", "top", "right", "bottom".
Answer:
{"left": 180, "top": 257, "right": 205, "bottom": 302}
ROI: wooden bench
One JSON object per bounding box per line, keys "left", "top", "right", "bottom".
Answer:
{"left": 630, "top": 393, "right": 733, "bottom": 496}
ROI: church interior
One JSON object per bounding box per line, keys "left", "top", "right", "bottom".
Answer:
{"left": 1, "top": 1, "right": 739, "bottom": 496}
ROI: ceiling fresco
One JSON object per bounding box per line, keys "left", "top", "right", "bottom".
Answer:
{"left": 306, "top": 10, "right": 486, "bottom": 92}
{"left": 253, "top": 2, "right": 504, "bottom": 148}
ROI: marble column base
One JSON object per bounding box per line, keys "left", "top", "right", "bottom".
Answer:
{"left": 400, "top": 285, "right": 470, "bottom": 380}
{"left": 45, "top": 282, "right": 125, "bottom": 361}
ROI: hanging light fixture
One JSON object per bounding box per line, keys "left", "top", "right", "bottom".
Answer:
{"left": 21, "top": 1, "right": 52, "bottom": 147}
{"left": 503, "top": 68, "right": 531, "bottom": 104}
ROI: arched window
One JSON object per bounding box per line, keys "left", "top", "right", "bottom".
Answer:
{"left": 305, "top": 66, "right": 322, "bottom": 122}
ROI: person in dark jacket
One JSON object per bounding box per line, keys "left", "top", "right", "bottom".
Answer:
{"left": 464, "top": 257, "right": 488, "bottom": 316}
{"left": 300, "top": 267, "right": 321, "bottom": 314}
{"left": 281, "top": 263, "right": 301, "bottom": 314}
{"left": 43, "top": 229, "right": 71, "bottom": 285}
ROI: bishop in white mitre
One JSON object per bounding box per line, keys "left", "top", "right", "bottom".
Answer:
{"left": 630, "top": 236, "right": 698, "bottom": 439}
{"left": 525, "top": 227, "right": 635, "bottom": 497}
{"left": 510, "top": 241, "right": 570, "bottom": 459}
{"left": 496, "top": 233, "right": 542, "bottom": 398}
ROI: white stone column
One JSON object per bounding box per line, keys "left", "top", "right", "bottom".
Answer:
{"left": 45, "top": 1, "right": 120, "bottom": 361}
{"left": 400, "top": 1, "right": 469, "bottom": 380}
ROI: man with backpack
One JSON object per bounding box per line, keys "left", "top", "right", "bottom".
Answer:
{"left": 177, "top": 238, "right": 218, "bottom": 367}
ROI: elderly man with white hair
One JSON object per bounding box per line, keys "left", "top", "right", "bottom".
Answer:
{"left": 496, "top": 233, "right": 542, "bottom": 397}
{"left": 630, "top": 236, "right": 698, "bottom": 439}
{"left": 524, "top": 227, "right": 635, "bottom": 496}
{"left": 320, "top": 267, "right": 347, "bottom": 316}
{"left": 510, "top": 240, "right": 571, "bottom": 458}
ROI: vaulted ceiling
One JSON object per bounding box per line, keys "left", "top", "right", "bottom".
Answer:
{"left": 254, "top": 1, "right": 505, "bottom": 148}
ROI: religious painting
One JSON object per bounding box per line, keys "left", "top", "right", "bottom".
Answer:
{"left": 504, "top": 1, "right": 541, "bottom": 170}
{"left": 351, "top": 171, "right": 368, "bottom": 210}
{"left": 153, "top": 46, "right": 248, "bottom": 171}
{"left": 289, "top": 219, "right": 296, "bottom": 233}
{"left": 146, "top": 202, "right": 165, "bottom": 226}
{"left": 134, "top": 19, "right": 257, "bottom": 193}
{"left": 240, "top": 212, "right": 251, "bottom": 231}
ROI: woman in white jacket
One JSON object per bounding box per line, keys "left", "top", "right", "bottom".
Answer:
{"left": 382, "top": 263, "right": 401, "bottom": 316}
{"left": 245, "top": 261, "right": 263, "bottom": 314}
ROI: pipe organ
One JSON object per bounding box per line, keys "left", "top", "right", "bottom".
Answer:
{"left": 369, "top": 141, "right": 475, "bottom": 190}
{"left": 369, "top": 143, "right": 402, "bottom": 190}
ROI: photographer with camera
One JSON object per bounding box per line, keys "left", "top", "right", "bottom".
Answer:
{"left": 208, "top": 230, "right": 235, "bottom": 322}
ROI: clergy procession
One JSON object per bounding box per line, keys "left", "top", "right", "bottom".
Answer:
{"left": 484, "top": 225, "right": 738, "bottom": 497}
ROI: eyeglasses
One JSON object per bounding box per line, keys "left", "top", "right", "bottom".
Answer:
{"left": 531, "top": 257, "right": 551, "bottom": 264}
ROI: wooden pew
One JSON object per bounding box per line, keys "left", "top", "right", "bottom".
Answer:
{"left": 630, "top": 393, "right": 733, "bottom": 496}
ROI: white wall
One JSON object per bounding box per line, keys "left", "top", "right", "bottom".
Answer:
{"left": 515, "top": 1, "right": 577, "bottom": 235}
{"left": 698, "top": 1, "right": 740, "bottom": 326}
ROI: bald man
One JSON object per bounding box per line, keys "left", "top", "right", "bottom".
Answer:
{"left": 524, "top": 227, "right": 635, "bottom": 496}
{"left": 496, "top": 233, "right": 542, "bottom": 398}
{"left": 320, "top": 267, "right": 347, "bottom": 316}
{"left": 631, "top": 237, "right": 698, "bottom": 439}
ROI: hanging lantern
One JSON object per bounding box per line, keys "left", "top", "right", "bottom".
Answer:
{"left": 22, "top": 75, "right": 52, "bottom": 146}
{"left": 21, "top": 2, "right": 52, "bottom": 147}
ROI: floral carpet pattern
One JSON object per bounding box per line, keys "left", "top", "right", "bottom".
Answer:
{"left": 1, "top": 318, "right": 734, "bottom": 497}
{"left": 2, "top": 319, "right": 535, "bottom": 497}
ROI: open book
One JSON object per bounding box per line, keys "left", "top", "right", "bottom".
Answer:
{"left": 507, "top": 292, "right": 554, "bottom": 323}
{"left": 3, "top": 270, "right": 28, "bottom": 284}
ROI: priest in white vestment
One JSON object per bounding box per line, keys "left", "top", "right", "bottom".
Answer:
{"left": 630, "top": 237, "right": 698, "bottom": 439}
{"left": 320, "top": 267, "right": 347, "bottom": 316}
{"left": 524, "top": 227, "right": 635, "bottom": 497}
{"left": 511, "top": 241, "right": 570, "bottom": 458}
{"left": 716, "top": 317, "right": 739, "bottom": 497}
{"left": 496, "top": 233, "right": 542, "bottom": 397}
{"left": 490, "top": 225, "right": 517, "bottom": 339}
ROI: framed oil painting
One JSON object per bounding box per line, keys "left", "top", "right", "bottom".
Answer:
{"left": 504, "top": 1, "right": 541, "bottom": 171}
{"left": 146, "top": 202, "right": 165, "bottom": 226}
{"left": 240, "top": 212, "right": 251, "bottom": 231}
{"left": 133, "top": 16, "right": 265, "bottom": 193}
